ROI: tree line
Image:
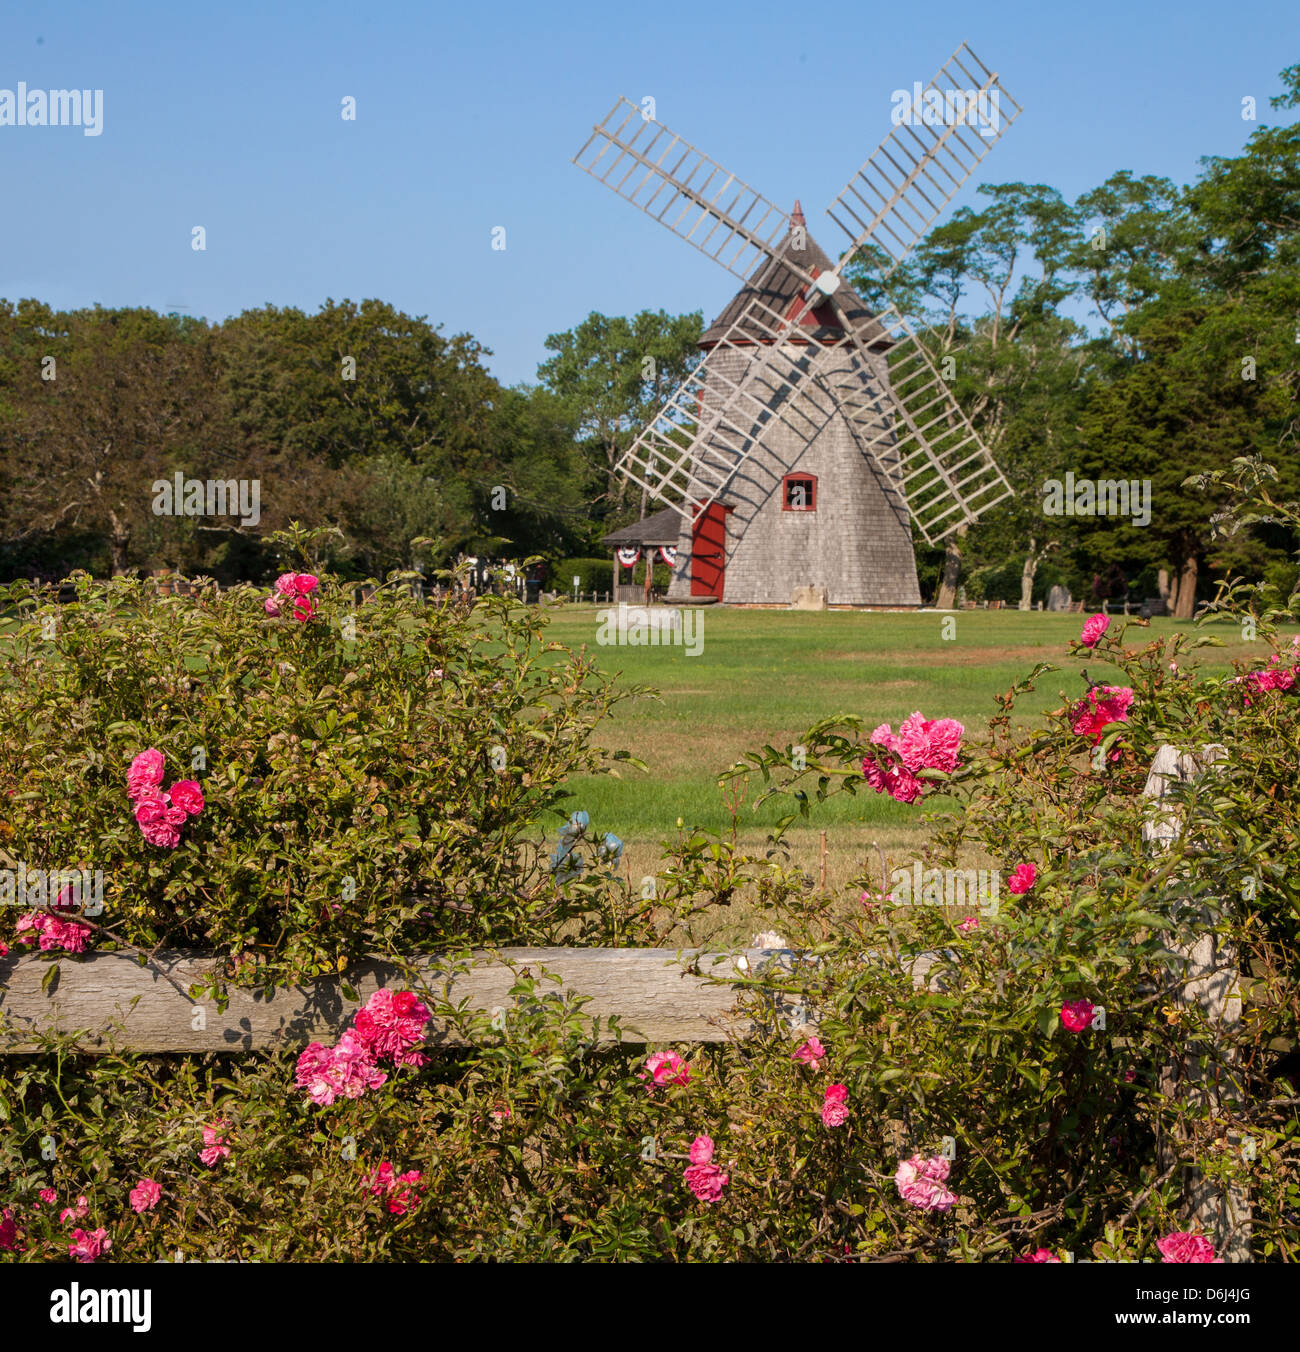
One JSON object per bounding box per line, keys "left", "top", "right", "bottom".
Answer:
{"left": 1, "top": 62, "right": 1296, "bottom": 608}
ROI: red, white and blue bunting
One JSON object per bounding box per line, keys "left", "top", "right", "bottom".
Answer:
{"left": 616, "top": 547, "right": 641, "bottom": 568}
{"left": 658, "top": 546, "right": 678, "bottom": 567}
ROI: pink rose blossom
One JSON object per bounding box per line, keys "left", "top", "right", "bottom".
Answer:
{"left": 1157, "top": 1232, "right": 1222, "bottom": 1263}
{"left": 792, "top": 1036, "right": 826, "bottom": 1069}
{"left": 168, "top": 780, "right": 205, "bottom": 817}
{"left": 822, "top": 1083, "right": 850, "bottom": 1128}
{"left": 295, "top": 1043, "right": 341, "bottom": 1106}
{"left": 893, "top": 712, "right": 965, "bottom": 774}
{"left": 274, "top": 572, "right": 301, "bottom": 597}
{"left": 364, "top": 1162, "right": 425, "bottom": 1215}
{"left": 1008, "top": 863, "right": 1037, "bottom": 895}
{"left": 861, "top": 713, "right": 963, "bottom": 804}
{"left": 353, "top": 987, "right": 431, "bottom": 1067}
{"left": 689, "top": 1135, "right": 714, "bottom": 1166}
{"left": 1070, "top": 686, "right": 1134, "bottom": 748}
{"left": 957, "top": 916, "right": 979, "bottom": 933}
{"left": 323, "top": 1030, "right": 388, "bottom": 1101}
{"left": 199, "top": 1124, "right": 231, "bottom": 1167}
{"left": 894, "top": 1155, "right": 957, "bottom": 1211}
{"left": 18, "top": 911, "right": 92, "bottom": 953}
{"left": 1080, "top": 613, "right": 1110, "bottom": 647}
{"left": 39, "top": 1188, "right": 57, "bottom": 1206}
{"left": 264, "top": 596, "right": 283, "bottom": 617}
{"left": 293, "top": 595, "right": 317, "bottom": 622}
{"left": 134, "top": 794, "right": 183, "bottom": 849}
{"left": 127, "top": 748, "right": 166, "bottom": 802}
{"left": 293, "top": 574, "right": 319, "bottom": 596}
{"left": 0, "top": 1210, "right": 21, "bottom": 1252}
{"left": 683, "top": 1163, "right": 729, "bottom": 1203}
{"left": 1060, "top": 999, "right": 1096, "bottom": 1033}
{"left": 59, "top": 1195, "right": 89, "bottom": 1224}
{"left": 0, "top": 940, "right": 8, "bottom": 958}
{"left": 1014, "top": 1248, "right": 1062, "bottom": 1263}
{"left": 68, "top": 1227, "right": 111, "bottom": 1263}
{"left": 640, "top": 1050, "right": 691, "bottom": 1088}
{"left": 129, "top": 1178, "right": 162, "bottom": 1214}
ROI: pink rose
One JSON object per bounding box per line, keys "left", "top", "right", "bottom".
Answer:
{"left": 1060, "top": 999, "right": 1095, "bottom": 1033}
{"left": 327, "top": 1029, "right": 389, "bottom": 1099}
{"left": 129, "top": 1178, "right": 162, "bottom": 1214}
{"left": 1157, "top": 1232, "right": 1222, "bottom": 1264}
{"left": 792, "top": 1036, "right": 826, "bottom": 1069}
{"left": 168, "top": 780, "right": 205, "bottom": 817}
{"left": 295, "top": 1032, "right": 389, "bottom": 1107}
{"left": 295, "top": 1042, "right": 341, "bottom": 1107}
{"left": 364, "top": 1162, "right": 424, "bottom": 1215}
{"left": 293, "top": 595, "right": 317, "bottom": 622}
{"left": 274, "top": 572, "right": 301, "bottom": 597}
{"left": 59, "top": 1195, "right": 89, "bottom": 1224}
{"left": 353, "top": 988, "right": 431, "bottom": 1067}
{"left": 1014, "top": 1248, "right": 1062, "bottom": 1263}
{"left": 893, "top": 712, "right": 965, "bottom": 774}
{"left": 39, "top": 1188, "right": 57, "bottom": 1206}
{"left": 861, "top": 712, "right": 963, "bottom": 804}
{"left": 199, "top": 1124, "right": 231, "bottom": 1167}
{"left": 640, "top": 1050, "right": 690, "bottom": 1088}
{"left": 957, "top": 916, "right": 979, "bottom": 933}
{"left": 683, "top": 1163, "right": 729, "bottom": 1203}
{"left": 264, "top": 596, "right": 283, "bottom": 617}
{"left": 294, "top": 574, "right": 319, "bottom": 596}
{"left": 821, "top": 1083, "right": 850, "bottom": 1128}
{"left": 894, "top": 1155, "right": 957, "bottom": 1211}
{"left": 1080, "top": 613, "right": 1110, "bottom": 647}
{"left": 1070, "top": 686, "right": 1134, "bottom": 748}
{"left": 68, "top": 1227, "right": 111, "bottom": 1263}
{"left": 0, "top": 1210, "right": 22, "bottom": 1252}
{"left": 689, "top": 1135, "right": 714, "bottom": 1166}
{"left": 127, "top": 748, "right": 166, "bottom": 802}
{"left": 40, "top": 915, "right": 92, "bottom": 953}
{"left": 134, "top": 794, "right": 183, "bottom": 849}
{"left": 0, "top": 940, "right": 7, "bottom": 958}
{"left": 1008, "top": 863, "right": 1037, "bottom": 895}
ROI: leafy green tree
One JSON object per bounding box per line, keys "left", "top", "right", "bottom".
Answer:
{"left": 537, "top": 309, "right": 703, "bottom": 517}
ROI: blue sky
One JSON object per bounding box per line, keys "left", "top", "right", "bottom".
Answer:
{"left": 2, "top": 0, "right": 1296, "bottom": 386}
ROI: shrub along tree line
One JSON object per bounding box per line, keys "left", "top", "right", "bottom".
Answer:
{"left": 0, "top": 468, "right": 1296, "bottom": 1262}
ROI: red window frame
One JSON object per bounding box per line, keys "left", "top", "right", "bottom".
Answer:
{"left": 782, "top": 473, "right": 817, "bottom": 512}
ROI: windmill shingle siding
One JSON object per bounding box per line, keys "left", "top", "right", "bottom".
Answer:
{"left": 669, "top": 215, "right": 923, "bottom": 609}
{"left": 666, "top": 345, "right": 921, "bottom": 606}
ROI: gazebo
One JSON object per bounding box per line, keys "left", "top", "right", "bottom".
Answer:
{"left": 602, "top": 507, "right": 684, "bottom": 603}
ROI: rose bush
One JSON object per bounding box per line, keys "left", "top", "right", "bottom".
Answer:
{"left": 1, "top": 468, "right": 1298, "bottom": 1262}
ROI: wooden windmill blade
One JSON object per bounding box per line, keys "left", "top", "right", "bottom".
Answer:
{"left": 826, "top": 302, "right": 1015, "bottom": 544}
{"left": 825, "top": 42, "right": 1022, "bottom": 277}
{"left": 572, "top": 99, "right": 812, "bottom": 285}
{"left": 614, "top": 280, "right": 850, "bottom": 517}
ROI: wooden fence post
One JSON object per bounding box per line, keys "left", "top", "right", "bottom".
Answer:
{"left": 1141, "top": 743, "right": 1251, "bottom": 1260}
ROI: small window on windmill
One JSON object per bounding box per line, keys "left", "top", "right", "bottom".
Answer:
{"left": 782, "top": 474, "right": 817, "bottom": 512}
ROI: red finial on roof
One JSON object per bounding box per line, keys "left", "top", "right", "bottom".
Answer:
{"left": 790, "top": 199, "right": 805, "bottom": 227}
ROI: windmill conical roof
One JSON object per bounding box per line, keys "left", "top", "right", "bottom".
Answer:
{"left": 699, "top": 215, "right": 892, "bottom": 351}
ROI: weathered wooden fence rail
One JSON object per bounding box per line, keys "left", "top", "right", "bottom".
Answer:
{"left": 0, "top": 947, "right": 822, "bottom": 1052}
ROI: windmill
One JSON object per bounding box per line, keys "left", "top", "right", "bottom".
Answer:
{"left": 574, "top": 43, "right": 1020, "bottom": 606}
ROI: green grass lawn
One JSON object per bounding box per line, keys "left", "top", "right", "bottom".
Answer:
{"left": 537, "top": 605, "right": 1298, "bottom": 892}
{"left": 7, "top": 599, "right": 1293, "bottom": 913}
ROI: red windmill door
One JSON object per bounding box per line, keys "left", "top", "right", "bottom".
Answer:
{"left": 691, "top": 502, "right": 729, "bottom": 599}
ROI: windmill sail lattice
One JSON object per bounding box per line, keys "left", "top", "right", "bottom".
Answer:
{"left": 573, "top": 42, "right": 1021, "bottom": 553}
